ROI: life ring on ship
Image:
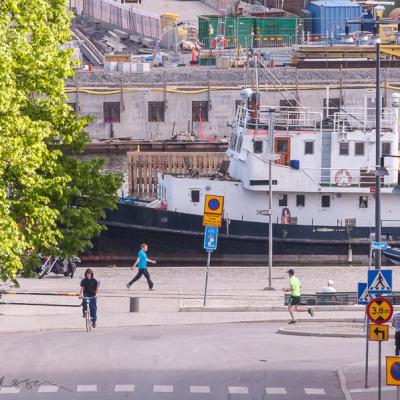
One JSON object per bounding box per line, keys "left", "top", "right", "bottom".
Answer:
{"left": 335, "top": 169, "right": 353, "bottom": 186}
{"left": 281, "top": 207, "right": 291, "bottom": 225}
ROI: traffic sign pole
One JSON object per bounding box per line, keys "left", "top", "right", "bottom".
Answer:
{"left": 378, "top": 340, "right": 382, "bottom": 400}
{"left": 365, "top": 317, "right": 370, "bottom": 388}
{"left": 203, "top": 251, "right": 211, "bottom": 307}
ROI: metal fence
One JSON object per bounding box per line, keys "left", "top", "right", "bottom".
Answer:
{"left": 70, "top": 0, "right": 161, "bottom": 40}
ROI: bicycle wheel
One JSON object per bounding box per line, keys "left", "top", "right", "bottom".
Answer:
{"left": 86, "top": 310, "right": 92, "bottom": 332}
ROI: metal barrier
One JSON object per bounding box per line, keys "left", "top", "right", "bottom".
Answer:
{"left": 0, "top": 290, "right": 80, "bottom": 307}
{"left": 284, "top": 292, "right": 400, "bottom": 306}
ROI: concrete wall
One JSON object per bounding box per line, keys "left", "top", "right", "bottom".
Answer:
{"left": 68, "top": 86, "right": 395, "bottom": 140}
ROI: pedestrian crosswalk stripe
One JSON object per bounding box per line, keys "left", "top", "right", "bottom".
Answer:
{"left": 114, "top": 385, "right": 135, "bottom": 392}
{"left": 37, "top": 386, "right": 59, "bottom": 393}
{"left": 190, "top": 386, "right": 210, "bottom": 393}
{"left": 304, "top": 388, "right": 326, "bottom": 395}
{"left": 0, "top": 387, "right": 21, "bottom": 394}
{"left": 228, "top": 386, "right": 249, "bottom": 394}
{"left": 153, "top": 385, "right": 174, "bottom": 393}
{"left": 77, "top": 385, "right": 97, "bottom": 392}
{"left": 265, "top": 387, "right": 287, "bottom": 394}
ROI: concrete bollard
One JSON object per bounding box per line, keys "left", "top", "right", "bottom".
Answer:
{"left": 129, "top": 297, "right": 139, "bottom": 312}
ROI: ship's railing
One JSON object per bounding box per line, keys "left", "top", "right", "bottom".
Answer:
{"left": 235, "top": 105, "right": 322, "bottom": 132}
{"left": 333, "top": 108, "right": 395, "bottom": 133}
{"left": 303, "top": 167, "right": 397, "bottom": 188}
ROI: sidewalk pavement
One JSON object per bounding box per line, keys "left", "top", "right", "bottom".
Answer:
{"left": 0, "top": 266, "right": 385, "bottom": 333}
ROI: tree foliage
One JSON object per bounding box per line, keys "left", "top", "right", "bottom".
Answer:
{"left": 0, "top": 0, "right": 122, "bottom": 282}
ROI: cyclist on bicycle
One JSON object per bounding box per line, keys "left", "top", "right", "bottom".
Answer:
{"left": 79, "top": 268, "right": 99, "bottom": 328}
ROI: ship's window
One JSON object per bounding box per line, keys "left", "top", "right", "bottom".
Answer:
{"left": 355, "top": 142, "right": 365, "bottom": 156}
{"left": 230, "top": 134, "right": 238, "bottom": 150}
{"left": 304, "top": 141, "right": 314, "bottom": 155}
{"left": 190, "top": 189, "right": 200, "bottom": 203}
{"left": 296, "top": 194, "right": 305, "bottom": 207}
{"left": 236, "top": 135, "right": 243, "bottom": 153}
{"left": 323, "top": 98, "right": 341, "bottom": 119}
{"left": 279, "top": 194, "right": 288, "bottom": 207}
{"left": 192, "top": 101, "right": 209, "bottom": 122}
{"left": 321, "top": 195, "right": 331, "bottom": 208}
{"left": 67, "top": 102, "right": 77, "bottom": 112}
{"left": 339, "top": 142, "right": 349, "bottom": 156}
{"left": 148, "top": 101, "right": 165, "bottom": 122}
{"left": 276, "top": 139, "right": 288, "bottom": 153}
{"left": 382, "top": 142, "right": 391, "bottom": 155}
{"left": 359, "top": 196, "right": 368, "bottom": 208}
{"left": 253, "top": 141, "right": 263, "bottom": 154}
{"left": 104, "top": 102, "right": 121, "bottom": 123}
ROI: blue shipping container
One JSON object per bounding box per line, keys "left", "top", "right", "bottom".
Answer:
{"left": 307, "top": 0, "right": 362, "bottom": 38}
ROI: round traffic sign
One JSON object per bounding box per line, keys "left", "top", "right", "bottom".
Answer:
{"left": 391, "top": 363, "right": 400, "bottom": 381}
{"left": 208, "top": 198, "right": 220, "bottom": 211}
{"left": 367, "top": 297, "right": 393, "bottom": 325}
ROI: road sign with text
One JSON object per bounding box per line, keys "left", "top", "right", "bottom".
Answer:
{"left": 368, "top": 270, "right": 392, "bottom": 295}
{"left": 202, "top": 194, "right": 224, "bottom": 227}
{"left": 367, "top": 297, "right": 393, "bottom": 325}
{"left": 369, "top": 324, "right": 389, "bottom": 341}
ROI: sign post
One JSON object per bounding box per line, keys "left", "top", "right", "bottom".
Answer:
{"left": 367, "top": 297, "right": 394, "bottom": 400}
{"left": 386, "top": 356, "right": 400, "bottom": 400}
{"left": 202, "top": 195, "right": 224, "bottom": 307}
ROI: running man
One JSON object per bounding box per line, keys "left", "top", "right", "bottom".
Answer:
{"left": 392, "top": 312, "right": 400, "bottom": 355}
{"left": 126, "top": 243, "right": 156, "bottom": 290}
{"left": 80, "top": 268, "right": 99, "bottom": 328}
{"left": 283, "top": 269, "right": 314, "bottom": 324}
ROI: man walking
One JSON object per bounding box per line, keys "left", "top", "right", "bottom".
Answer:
{"left": 126, "top": 243, "right": 156, "bottom": 290}
{"left": 283, "top": 269, "right": 314, "bottom": 324}
{"left": 392, "top": 312, "right": 400, "bottom": 355}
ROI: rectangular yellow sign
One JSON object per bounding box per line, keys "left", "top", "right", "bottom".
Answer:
{"left": 386, "top": 356, "right": 400, "bottom": 385}
{"left": 204, "top": 195, "right": 224, "bottom": 215}
{"left": 369, "top": 324, "right": 389, "bottom": 342}
{"left": 202, "top": 213, "right": 222, "bottom": 228}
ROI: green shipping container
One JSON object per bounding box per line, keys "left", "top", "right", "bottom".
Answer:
{"left": 198, "top": 15, "right": 298, "bottom": 49}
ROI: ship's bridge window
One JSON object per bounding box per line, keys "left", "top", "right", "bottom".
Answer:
{"left": 253, "top": 141, "right": 263, "bottom": 154}
{"left": 296, "top": 194, "right": 305, "bottom": 207}
{"left": 382, "top": 142, "right": 391, "bottom": 155}
{"left": 278, "top": 194, "right": 288, "bottom": 207}
{"left": 355, "top": 142, "right": 365, "bottom": 156}
{"left": 190, "top": 189, "right": 200, "bottom": 203}
{"left": 359, "top": 196, "right": 368, "bottom": 208}
{"left": 321, "top": 195, "right": 331, "bottom": 208}
{"left": 304, "top": 141, "right": 314, "bottom": 155}
{"left": 339, "top": 142, "right": 349, "bottom": 156}
{"left": 229, "top": 133, "right": 238, "bottom": 150}
{"left": 236, "top": 135, "right": 243, "bottom": 153}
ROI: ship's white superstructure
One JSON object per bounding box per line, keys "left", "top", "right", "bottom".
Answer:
{"left": 157, "top": 92, "right": 400, "bottom": 230}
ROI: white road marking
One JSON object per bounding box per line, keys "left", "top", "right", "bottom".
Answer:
{"left": 153, "top": 385, "right": 174, "bottom": 393}
{"left": 77, "top": 385, "right": 97, "bottom": 392}
{"left": 37, "top": 386, "right": 59, "bottom": 393}
{"left": 190, "top": 386, "right": 211, "bottom": 393}
{"left": 0, "top": 387, "right": 21, "bottom": 394}
{"left": 304, "top": 388, "right": 326, "bottom": 395}
{"left": 265, "top": 387, "right": 287, "bottom": 395}
{"left": 228, "top": 386, "right": 249, "bottom": 394}
{"left": 114, "top": 385, "right": 135, "bottom": 392}
{"left": 350, "top": 386, "right": 395, "bottom": 393}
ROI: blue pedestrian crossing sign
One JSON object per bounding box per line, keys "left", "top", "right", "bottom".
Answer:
{"left": 372, "top": 242, "right": 390, "bottom": 251}
{"left": 368, "top": 270, "right": 392, "bottom": 294}
{"left": 358, "top": 282, "right": 376, "bottom": 305}
{"left": 203, "top": 226, "right": 218, "bottom": 252}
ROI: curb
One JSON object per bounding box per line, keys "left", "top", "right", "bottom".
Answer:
{"left": 277, "top": 327, "right": 365, "bottom": 338}
{"left": 179, "top": 306, "right": 368, "bottom": 313}
{"left": 338, "top": 365, "right": 353, "bottom": 400}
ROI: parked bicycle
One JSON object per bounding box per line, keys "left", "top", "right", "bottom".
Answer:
{"left": 38, "top": 256, "right": 81, "bottom": 279}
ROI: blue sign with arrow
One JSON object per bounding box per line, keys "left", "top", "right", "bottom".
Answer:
{"left": 203, "top": 226, "right": 218, "bottom": 252}
{"left": 368, "top": 270, "right": 392, "bottom": 294}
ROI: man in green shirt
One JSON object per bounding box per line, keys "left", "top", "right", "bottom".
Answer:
{"left": 284, "top": 269, "right": 314, "bottom": 324}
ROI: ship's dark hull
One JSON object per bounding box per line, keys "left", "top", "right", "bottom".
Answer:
{"left": 87, "top": 203, "right": 400, "bottom": 265}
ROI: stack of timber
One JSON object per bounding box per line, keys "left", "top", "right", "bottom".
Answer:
{"left": 128, "top": 152, "right": 227, "bottom": 199}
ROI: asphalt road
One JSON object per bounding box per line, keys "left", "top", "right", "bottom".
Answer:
{"left": 0, "top": 322, "right": 371, "bottom": 400}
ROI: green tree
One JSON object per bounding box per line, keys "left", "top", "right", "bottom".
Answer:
{"left": 0, "top": 0, "right": 122, "bottom": 282}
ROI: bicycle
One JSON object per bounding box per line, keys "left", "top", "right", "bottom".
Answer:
{"left": 82, "top": 296, "right": 95, "bottom": 332}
